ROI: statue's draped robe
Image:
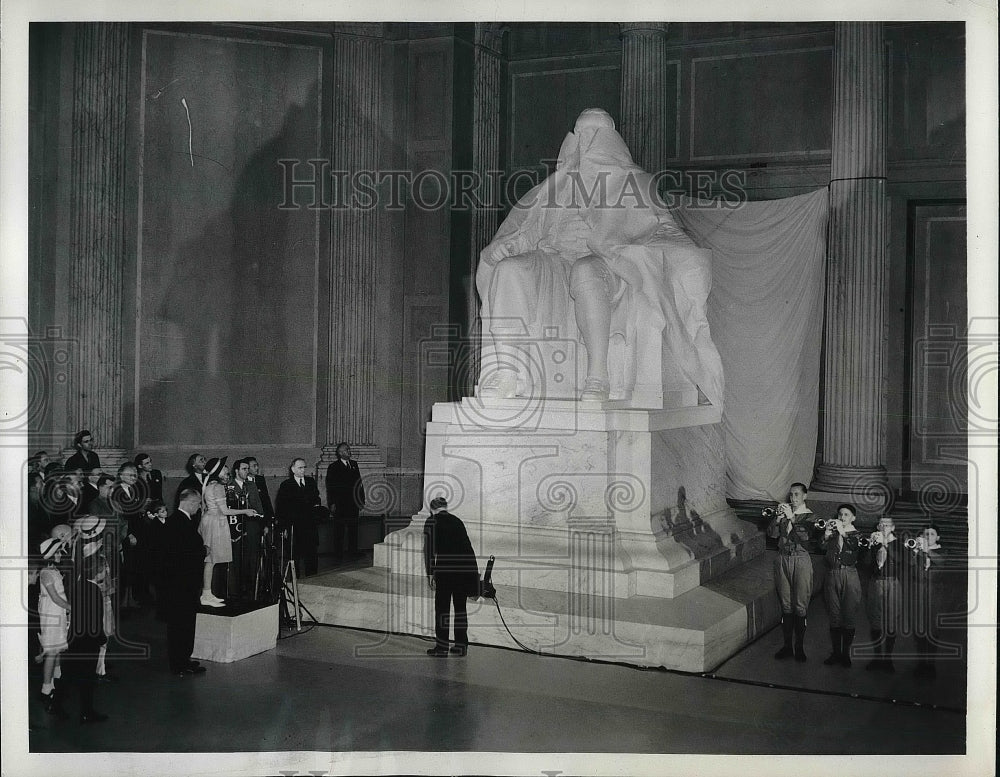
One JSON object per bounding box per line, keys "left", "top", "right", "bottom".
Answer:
{"left": 476, "top": 124, "right": 723, "bottom": 406}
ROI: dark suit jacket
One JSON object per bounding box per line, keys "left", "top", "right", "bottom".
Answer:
{"left": 139, "top": 469, "right": 164, "bottom": 503}
{"left": 81, "top": 481, "right": 100, "bottom": 511}
{"left": 276, "top": 476, "right": 322, "bottom": 551}
{"left": 326, "top": 459, "right": 365, "bottom": 519}
{"left": 252, "top": 474, "right": 274, "bottom": 520}
{"left": 65, "top": 449, "right": 100, "bottom": 474}
{"left": 230, "top": 478, "right": 263, "bottom": 516}
{"left": 157, "top": 509, "right": 206, "bottom": 620}
{"left": 110, "top": 482, "right": 146, "bottom": 533}
{"left": 423, "top": 510, "right": 479, "bottom": 595}
{"left": 173, "top": 473, "right": 205, "bottom": 507}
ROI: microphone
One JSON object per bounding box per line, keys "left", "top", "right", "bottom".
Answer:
{"left": 480, "top": 555, "right": 496, "bottom": 599}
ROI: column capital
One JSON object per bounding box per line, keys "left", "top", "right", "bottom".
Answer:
{"left": 619, "top": 22, "right": 669, "bottom": 38}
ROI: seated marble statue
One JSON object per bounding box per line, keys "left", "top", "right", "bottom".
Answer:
{"left": 476, "top": 108, "right": 724, "bottom": 406}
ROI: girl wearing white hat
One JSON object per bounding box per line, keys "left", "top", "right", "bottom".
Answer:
{"left": 38, "top": 537, "right": 71, "bottom": 718}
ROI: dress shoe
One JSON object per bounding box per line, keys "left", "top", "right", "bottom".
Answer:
{"left": 449, "top": 645, "right": 468, "bottom": 656}
{"left": 95, "top": 673, "right": 119, "bottom": 683}
{"left": 41, "top": 692, "right": 69, "bottom": 719}
{"left": 187, "top": 660, "right": 201, "bottom": 667}
{"left": 426, "top": 647, "right": 449, "bottom": 657}
{"left": 80, "top": 710, "right": 109, "bottom": 724}
{"left": 200, "top": 594, "right": 225, "bottom": 608}
{"left": 183, "top": 664, "right": 207, "bottom": 674}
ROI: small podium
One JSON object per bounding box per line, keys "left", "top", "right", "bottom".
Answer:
{"left": 192, "top": 599, "right": 279, "bottom": 663}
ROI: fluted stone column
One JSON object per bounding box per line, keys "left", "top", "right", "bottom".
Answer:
{"left": 64, "top": 23, "right": 131, "bottom": 469}
{"left": 812, "top": 22, "right": 889, "bottom": 500}
{"left": 619, "top": 23, "right": 671, "bottom": 175}
{"left": 322, "top": 23, "right": 385, "bottom": 469}
{"left": 466, "top": 22, "right": 507, "bottom": 396}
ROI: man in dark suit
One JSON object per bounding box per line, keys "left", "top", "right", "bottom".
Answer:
{"left": 229, "top": 459, "right": 265, "bottom": 595}
{"left": 325, "top": 442, "right": 366, "bottom": 561}
{"left": 246, "top": 457, "right": 274, "bottom": 524}
{"left": 80, "top": 468, "right": 102, "bottom": 511}
{"left": 65, "top": 429, "right": 100, "bottom": 474}
{"left": 423, "top": 497, "right": 479, "bottom": 657}
{"left": 134, "top": 453, "right": 164, "bottom": 503}
{"left": 174, "top": 453, "right": 207, "bottom": 506}
{"left": 275, "top": 458, "right": 323, "bottom": 578}
{"left": 111, "top": 462, "right": 149, "bottom": 607}
{"left": 158, "top": 488, "right": 208, "bottom": 677}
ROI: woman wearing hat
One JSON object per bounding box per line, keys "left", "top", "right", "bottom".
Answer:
{"left": 200, "top": 457, "right": 260, "bottom": 607}
{"left": 38, "top": 536, "right": 71, "bottom": 718}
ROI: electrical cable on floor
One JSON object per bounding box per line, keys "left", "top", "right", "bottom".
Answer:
{"left": 298, "top": 556, "right": 963, "bottom": 714}
{"left": 490, "top": 595, "right": 542, "bottom": 654}
{"left": 278, "top": 622, "right": 316, "bottom": 640}
{"left": 306, "top": 616, "right": 964, "bottom": 715}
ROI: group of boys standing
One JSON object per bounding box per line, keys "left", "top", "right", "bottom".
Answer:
{"left": 768, "top": 482, "right": 946, "bottom": 677}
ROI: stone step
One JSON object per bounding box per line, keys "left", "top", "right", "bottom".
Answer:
{"left": 375, "top": 519, "right": 765, "bottom": 599}
{"left": 295, "top": 551, "right": 783, "bottom": 673}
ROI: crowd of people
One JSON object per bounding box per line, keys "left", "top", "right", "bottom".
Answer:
{"left": 26, "top": 429, "right": 370, "bottom": 724}
{"left": 25, "top": 431, "right": 949, "bottom": 723}
{"left": 767, "top": 483, "right": 947, "bottom": 678}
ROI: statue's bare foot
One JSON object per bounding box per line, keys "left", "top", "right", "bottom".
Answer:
{"left": 580, "top": 377, "right": 610, "bottom": 402}
{"left": 479, "top": 369, "right": 518, "bottom": 399}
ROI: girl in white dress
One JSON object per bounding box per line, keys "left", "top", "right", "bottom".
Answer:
{"left": 38, "top": 537, "right": 70, "bottom": 715}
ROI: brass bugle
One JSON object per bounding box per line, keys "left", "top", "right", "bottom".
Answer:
{"left": 762, "top": 503, "right": 791, "bottom": 519}
{"left": 814, "top": 519, "right": 838, "bottom": 531}
{"left": 904, "top": 537, "right": 919, "bottom": 550}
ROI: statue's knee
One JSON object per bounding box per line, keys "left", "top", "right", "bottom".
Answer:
{"left": 494, "top": 254, "right": 536, "bottom": 283}
{"left": 570, "top": 256, "right": 610, "bottom": 298}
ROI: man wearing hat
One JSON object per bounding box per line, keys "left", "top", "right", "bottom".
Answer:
{"left": 158, "top": 488, "right": 209, "bottom": 676}
{"left": 423, "top": 497, "right": 479, "bottom": 657}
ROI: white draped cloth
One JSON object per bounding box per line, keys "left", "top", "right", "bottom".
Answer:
{"left": 476, "top": 110, "right": 724, "bottom": 406}
{"left": 673, "top": 189, "right": 829, "bottom": 501}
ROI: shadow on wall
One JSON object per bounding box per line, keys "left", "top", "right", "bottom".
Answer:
{"left": 139, "top": 80, "right": 321, "bottom": 447}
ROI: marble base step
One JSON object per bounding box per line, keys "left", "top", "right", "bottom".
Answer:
{"left": 375, "top": 521, "right": 765, "bottom": 600}
{"left": 296, "top": 552, "right": 788, "bottom": 673}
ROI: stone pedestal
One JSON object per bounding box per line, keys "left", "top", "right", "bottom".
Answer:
{"left": 304, "top": 397, "right": 770, "bottom": 671}
{"left": 376, "top": 399, "right": 760, "bottom": 599}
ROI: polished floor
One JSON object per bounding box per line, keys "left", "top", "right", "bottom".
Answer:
{"left": 21, "top": 551, "right": 971, "bottom": 768}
